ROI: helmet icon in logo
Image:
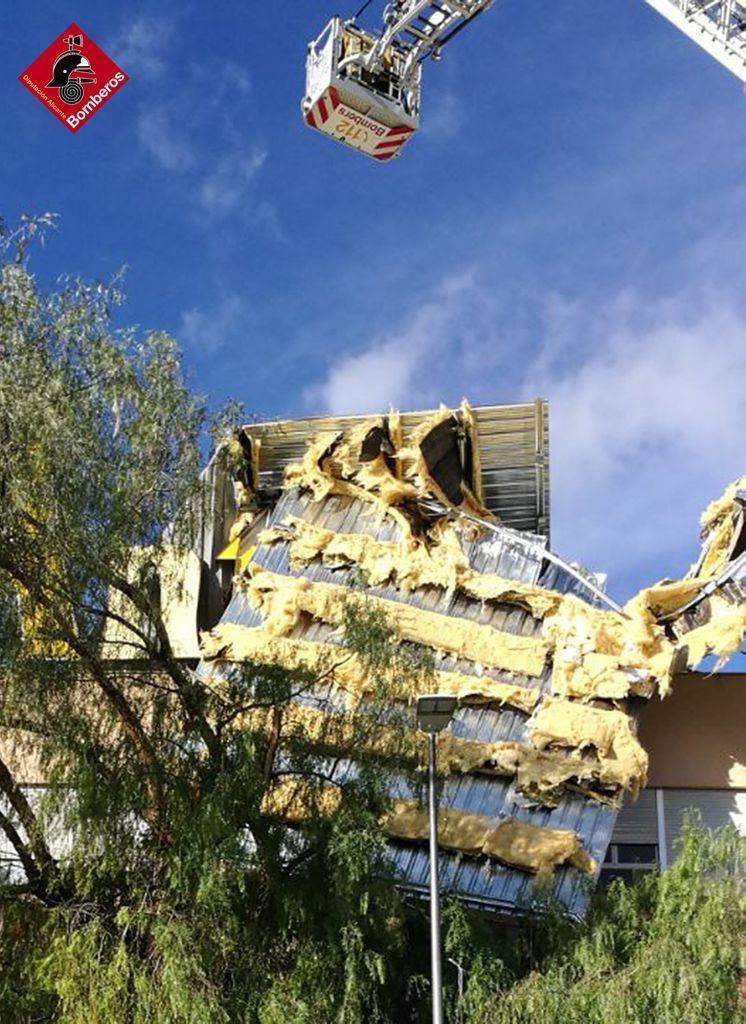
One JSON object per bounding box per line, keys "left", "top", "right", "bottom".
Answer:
{"left": 46, "top": 34, "right": 96, "bottom": 105}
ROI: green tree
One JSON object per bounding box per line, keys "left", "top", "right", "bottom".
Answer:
{"left": 0, "top": 216, "right": 426, "bottom": 1023}
{"left": 0, "top": 217, "right": 742, "bottom": 1024}
{"left": 455, "top": 821, "right": 745, "bottom": 1024}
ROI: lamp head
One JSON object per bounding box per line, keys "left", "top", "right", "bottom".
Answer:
{"left": 415, "top": 694, "right": 457, "bottom": 733}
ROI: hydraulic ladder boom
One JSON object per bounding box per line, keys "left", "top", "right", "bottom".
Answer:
{"left": 644, "top": 0, "right": 746, "bottom": 84}
{"left": 352, "top": 1, "right": 494, "bottom": 92}
{"left": 303, "top": 0, "right": 746, "bottom": 161}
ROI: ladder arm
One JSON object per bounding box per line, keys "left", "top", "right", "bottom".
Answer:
{"left": 340, "top": 0, "right": 746, "bottom": 86}
{"left": 643, "top": 0, "right": 746, "bottom": 83}
{"left": 341, "top": 1, "right": 494, "bottom": 88}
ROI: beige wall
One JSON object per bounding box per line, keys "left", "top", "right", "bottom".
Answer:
{"left": 638, "top": 672, "right": 746, "bottom": 789}
{"left": 0, "top": 728, "right": 44, "bottom": 786}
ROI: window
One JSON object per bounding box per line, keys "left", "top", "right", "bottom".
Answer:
{"left": 599, "top": 842, "right": 658, "bottom": 886}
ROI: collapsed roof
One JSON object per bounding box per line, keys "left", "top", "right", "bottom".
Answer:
{"left": 132, "top": 400, "right": 746, "bottom": 916}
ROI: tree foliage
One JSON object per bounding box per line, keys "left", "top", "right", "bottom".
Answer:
{"left": 0, "top": 218, "right": 743, "bottom": 1023}
{"left": 0, "top": 216, "right": 428, "bottom": 1021}
{"left": 452, "top": 821, "right": 745, "bottom": 1024}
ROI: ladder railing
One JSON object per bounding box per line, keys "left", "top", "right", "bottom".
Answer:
{"left": 644, "top": 0, "right": 746, "bottom": 82}
{"left": 341, "top": 1, "right": 494, "bottom": 88}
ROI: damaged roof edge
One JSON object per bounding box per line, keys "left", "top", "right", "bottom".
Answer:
{"left": 241, "top": 399, "right": 550, "bottom": 539}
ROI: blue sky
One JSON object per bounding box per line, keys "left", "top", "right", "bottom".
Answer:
{"left": 3, "top": 0, "right": 746, "bottom": 605}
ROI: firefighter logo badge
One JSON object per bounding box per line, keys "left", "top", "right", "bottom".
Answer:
{"left": 19, "top": 23, "right": 128, "bottom": 132}
{"left": 47, "top": 33, "right": 97, "bottom": 106}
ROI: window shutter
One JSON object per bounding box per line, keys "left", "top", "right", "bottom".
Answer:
{"left": 610, "top": 789, "right": 658, "bottom": 844}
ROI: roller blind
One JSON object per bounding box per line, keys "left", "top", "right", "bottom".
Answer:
{"left": 663, "top": 788, "right": 746, "bottom": 859}
{"left": 610, "top": 789, "right": 658, "bottom": 844}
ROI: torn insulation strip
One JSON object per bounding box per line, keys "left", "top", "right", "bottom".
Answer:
{"left": 240, "top": 702, "right": 508, "bottom": 777}
{"left": 239, "top": 702, "right": 634, "bottom": 806}
{"left": 261, "top": 781, "right": 595, "bottom": 879}
{"left": 282, "top": 421, "right": 420, "bottom": 537}
{"left": 396, "top": 401, "right": 492, "bottom": 519}
{"left": 259, "top": 515, "right": 563, "bottom": 617}
{"left": 224, "top": 429, "right": 262, "bottom": 509}
{"left": 543, "top": 594, "right": 676, "bottom": 700}
{"left": 678, "top": 595, "right": 746, "bottom": 669}
{"left": 242, "top": 569, "right": 550, "bottom": 677}
{"left": 199, "top": 624, "right": 539, "bottom": 713}
{"left": 334, "top": 418, "right": 418, "bottom": 508}
{"left": 280, "top": 403, "right": 491, "bottom": 539}
{"left": 438, "top": 735, "right": 633, "bottom": 806}
{"left": 459, "top": 399, "right": 484, "bottom": 505}
{"left": 696, "top": 474, "right": 746, "bottom": 579}
{"left": 243, "top": 702, "right": 412, "bottom": 759}
{"left": 529, "top": 697, "right": 648, "bottom": 796}
{"left": 382, "top": 802, "right": 596, "bottom": 880}
{"left": 630, "top": 578, "right": 705, "bottom": 620}
{"left": 283, "top": 431, "right": 351, "bottom": 504}
{"left": 260, "top": 777, "right": 343, "bottom": 823}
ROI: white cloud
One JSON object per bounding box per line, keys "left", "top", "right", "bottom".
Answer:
{"left": 303, "top": 275, "right": 746, "bottom": 596}
{"left": 526, "top": 292, "right": 746, "bottom": 586}
{"left": 136, "top": 106, "right": 194, "bottom": 171}
{"left": 306, "top": 339, "right": 422, "bottom": 416}
{"left": 179, "top": 295, "right": 248, "bottom": 356}
{"left": 221, "top": 63, "right": 252, "bottom": 97}
{"left": 198, "top": 148, "right": 267, "bottom": 217}
{"left": 125, "top": 27, "right": 273, "bottom": 233}
{"left": 304, "top": 271, "right": 484, "bottom": 414}
{"left": 197, "top": 61, "right": 252, "bottom": 104}
{"left": 421, "top": 91, "right": 463, "bottom": 139}
{"left": 109, "top": 14, "right": 173, "bottom": 78}
{"left": 253, "top": 200, "right": 286, "bottom": 243}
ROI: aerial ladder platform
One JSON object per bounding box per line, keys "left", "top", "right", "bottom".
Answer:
{"left": 302, "top": 0, "right": 746, "bottom": 160}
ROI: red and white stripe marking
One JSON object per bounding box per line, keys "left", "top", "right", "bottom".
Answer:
{"left": 304, "top": 88, "right": 415, "bottom": 161}
{"left": 372, "top": 123, "right": 415, "bottom": 161}
{"left": 304, "top": 86, "right": 341, "bottom": 128}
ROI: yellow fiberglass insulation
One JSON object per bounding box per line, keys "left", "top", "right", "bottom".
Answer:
{"left": 276, "top": 405, "right": 486, "bottom": 533}
{"left": 259, "top": 515, "right": 564, "bottom": 617}
{"left": 528, "top": 697, "right": 648, "bottom": 796}
{"left": 679, "top": 595, "right": 746, "bottom": 670}
{"left": 381, "top": 802, "right": 596, "bottom": 880}
{"left": 615, "top": 476, "right": 746, "bottom": 673}
{"left": 542, "top": 594, "right": 676, "bottom": 700}
{"left": 437, "top": 733, "right": 635, "bottom": 804}
{"left": 459, "top": 399, "right": 484, "bottom": 504}
{"left": 395, "top": 402, "right": 492, "bottom": 519}
{"left": 241, "top": 702, "right": 512, "bottom": 778}
{"left": 260, "top": 782, "right": 595, "bottom": 878}
{"left": 498, "top": 745, "right": 631, "bottom": 806}
{"left": 199, "top": 623, "right": 540, "bottom": 714}
{"left": 232, "top": 702, "right": 627, "bottom": 805}
{"left": 241, "top": 703, "right": 411, "bottom": 761}
{"left": 260, "top": 777, "right": 342, "bottom": 823}
{"left": 696, "top": 474, "right": 746, "bottom": 579}
{"left": 629, "top": 577, "right": 704, "bottom": 620}
{"left": 282, "top": 419, "right": 420, "bottom": 536}
{"left": 481, "top": 815, "right": 596, "bottom": 878}
{"left": 283, "top": 432, "right": 360, "bottom": 505}
{"left": 334, "top": 420, "right": 418, "bottom": 507}
{"left": 243, "top": 568, "right": 550, "bottom": 678}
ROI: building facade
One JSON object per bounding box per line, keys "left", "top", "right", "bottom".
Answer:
{"left": 602, "top": 670, "right": 745, "bottom": 884}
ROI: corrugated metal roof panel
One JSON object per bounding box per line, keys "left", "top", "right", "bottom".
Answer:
{"left": 198, "top": 485, "right": 622, "bottom": 919}
{"left": 243, "top": 400, "right": 550, "bottom": 539}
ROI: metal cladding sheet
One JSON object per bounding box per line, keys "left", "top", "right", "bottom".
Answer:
{"left": 241, "top": 401, "right": 550, "bottom": 538}
{"left": 200, "top": 488, "right": 617, "bottom": 918}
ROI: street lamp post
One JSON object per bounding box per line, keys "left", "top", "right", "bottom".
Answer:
{"left": 416, "top": 694, "right": 458, "bottom": 1024}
